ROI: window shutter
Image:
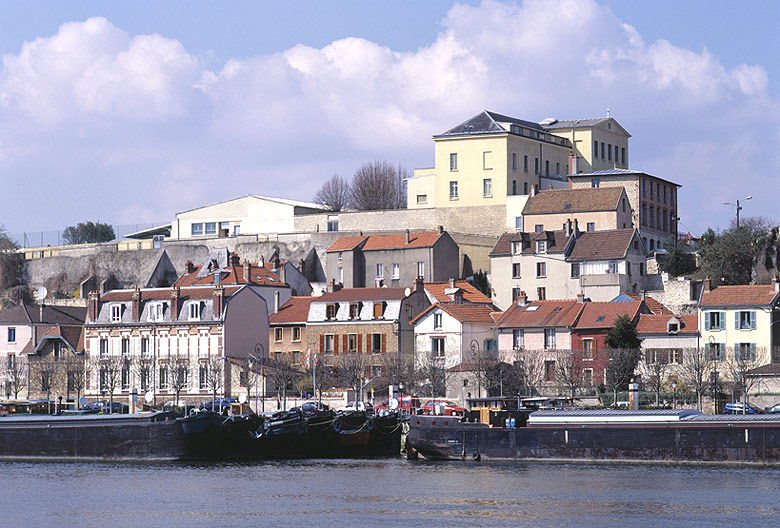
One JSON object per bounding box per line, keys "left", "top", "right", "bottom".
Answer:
{"left": 319, "top": 335, "right": 324, "bottom": 353}
{"left": 750, "top": 343, "right": 756, "bottom": 361}
{"left": 343, "top": 334, "right": 348, "bottom": 352}
{"left": 735, "top": 312, "right": 740, "bottom": 330}
{"left": 719, "top": 312, "right": 725, "bottom": 330}
{"left": 334, "top": 334, "right": 339, "bottom": 354}
{"left": 381, "top": 333, "right": 386, "bottom": 353}
{"left": 704, "top": 315, "right": 710, "bottom": 331}
{"left": 751, "top": 311, "right": 756, "bottom": 330}
{"left": 366, "top": 334, "right": 371, "bottom": 352}
{"left": 357, "top": 334, "right": 362, "bottom": 353}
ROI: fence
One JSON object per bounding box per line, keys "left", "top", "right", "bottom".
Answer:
{"left": 9, "top": 223, "right": 159, "bottom": 248}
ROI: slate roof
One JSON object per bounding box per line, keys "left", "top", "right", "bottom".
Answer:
{"left": 490, "top": 232, "right": 519, "bottom": 257}
{"left": 542, "top": 117, "right": 611, "bottom": 129}
{"left": 699, "top": 285, "right": 780, "bottom": 307}
{"left": 489, "top": 230, "right": 573, "bottom": 257}
{"left": 573, "top": 301, "right": 644, "bottom": 330}
{"left": 316, "top": 287, "right": 409, "bottom": 303}
{"left": 746, "top": 363, "right": 780, "bottom": 376}
{"left": 569, "top": 168, "right": 681, "bottom": 187}
{"left": 424, "top": 281, "right": 493, "bottom": 304}
{"left": 0, "top": 303, "right": 87, "bottom": 325}
{"left": 494, "top": 300, "right": 584, "bottom": 329}
{"left": 100, "top": 286, "right": 243, "bottom": 302}
{"left": 269, "top": 296, "right": 315, "bottom": 325}
{"left": 411, "top": 302, "right": 495, "bottom": 325}
{"left": 522, "top": 187, "right": 624, "bottom": 215}
{"left": 436, "top": 110, "right": 545, "bottom": 137}
{"left": 568, "top": 229, "right": 637, "bottom": 261}
{"left": 636, "top": 314, "right": 698, "bottom": 335}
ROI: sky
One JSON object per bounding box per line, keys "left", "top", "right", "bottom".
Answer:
{"left": 0, "top": 0, "right": 778, "bottom": 238}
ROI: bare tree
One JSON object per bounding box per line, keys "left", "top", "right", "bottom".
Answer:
{"left": 30, "top": 357, "right": 63, "bottom": 404}
{"left": 130, "top": 357, "right": 153, "bottom": 394}
{"left": 638, "top": 349, "right": 671, "bottom": 406}
{"left": 682, "top": 347, "right": 710, "bottom": 410}
{"left": 308, "top": 364, "right": 337, "bottom": 404}
{"left": 376, "top": 352, "right": 413, "bottom": 396}
{"left": 93, "top": 355, "right": 124, "bottom": 413}
{"left": 605, "top": 348, "right": 642, "bottom": 407}
{"left": 238, "top": 359, "right": 258, "bottom": 407}
{"left": 350, "top": 160, "right": 407, "bottom": 210}
{"left": 336, "top": 353, "right": 370, "bottom": 405}
{"left": 414, "top": 353, "right": 448, "bottom": 400}
{"left": 313, "top": 174, "right": 351, "bottom": 211}
{"left": 1, "top": 355, "right": 28, "bottom": 398}
{"left": 168, "top": 355, "right": 190, "bottom": 407}
{"left": 554, "top": 349, "right": 588, "bottom": 400}
{"left": 203, "top": 356, "right": 224, "bottom": 409}
{"left": 727, "top": 346, "right": 763, "bottom": 407}
{"left": 64, "top": 356, "right": 89, "bottom": 404}
{"left": 267, "top": 355, "right": 301, "bottom": 410}
{"left": 511, "top": 348, "right": 545, "bottom": 397}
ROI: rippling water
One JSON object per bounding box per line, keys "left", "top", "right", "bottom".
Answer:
{"left": 2, "top": 459, "right": 778, "bottom": 527}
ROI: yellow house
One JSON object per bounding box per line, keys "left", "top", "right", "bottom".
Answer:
{"left": 407, "top": 111, "right": 631, "bottom": 212}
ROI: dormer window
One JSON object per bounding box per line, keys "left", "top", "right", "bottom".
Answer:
{"left": 189, "top": 302, "right": 201, "bottom": 321}
{"left": 111, "top": 305, "right": 122, "bottom": 322}
{"left": 349, "top": 303, "right": 362, "bottom": 319}
{"left": 373, "top": 302, "right": 386, "bottom": 319}
{"left": 537, "top": 240, "right": 547, "bottom": 253}
{"left": 148, "top": 302, "right": 165, "bottom": 322}
{"left": 326, "top": 304, "right": 338, "bottom": 320}
{"left": 668, "top": 321, "right": 679, "bottom": 334}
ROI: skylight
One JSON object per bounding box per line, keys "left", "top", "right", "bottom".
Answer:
{"left": 596, "top": 315, "right": 605, "bottom": 322}
{"left": 525, "top": 306, "right": 539, "bottom": 312}
{"left": 553, "top": 306, "right": 562, "bottom": 312}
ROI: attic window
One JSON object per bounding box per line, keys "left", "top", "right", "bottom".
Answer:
{"left": 326, "top": 304, "right": 338, "bottom": 320}
{"left": 668, "top": 322, "right": 679, "bottom": 334}
{"left": 189, "top": 302, "right": 201, "bottom": 321}
{"left": 563, "top": 203, "right": 571, "bottom": 210}
{"left": 266, "top": 277, "right": 275, "bottom": 282}
{"left": 553, "top": 306, "right": 562, "bottom": 312}
{"left": 524, "top": 305, "right": 539, "bottom": 312}
{"left": 596, "top": 316, "right": 605, "bottom": 322}
{"left": 110, "top": 305, "right": 122, "bottom": 322}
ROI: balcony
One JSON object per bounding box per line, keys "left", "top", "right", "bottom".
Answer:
{"left": 580, "top": 273, "right": 625, "bottom": 287}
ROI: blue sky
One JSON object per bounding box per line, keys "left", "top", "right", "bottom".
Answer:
{"left": 1, "top": 0, "right": 778, "bottom": 236}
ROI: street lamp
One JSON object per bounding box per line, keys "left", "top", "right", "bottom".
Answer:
{"left": 722, "top": 196, "right": 751, "bottom": 228}
{"left": 672, "top": 381, "right": 677, "bottom": 409}
{"left": 470, "top": 340, "right": 480, "bottom": 398}
{"left": 254, "top": 343, "right": 265, "bottom": 412}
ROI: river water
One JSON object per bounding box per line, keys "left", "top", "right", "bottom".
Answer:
{"left": 2, "top": 458, "right": 778, "bottom": 527}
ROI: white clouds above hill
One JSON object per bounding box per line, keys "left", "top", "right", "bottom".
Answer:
{"left": 0, "top": 0, "right": 776, "bottom": 232}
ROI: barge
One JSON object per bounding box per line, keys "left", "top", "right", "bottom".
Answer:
{"left": 407, "top": 408, "right": 780, "bottom": 464}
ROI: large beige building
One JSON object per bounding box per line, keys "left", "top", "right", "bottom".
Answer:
{"left": 407, "top": 111, "right": 631, "bottom": 212}
{"left": 520, "top": 187, "right": 633, "bottom": 234}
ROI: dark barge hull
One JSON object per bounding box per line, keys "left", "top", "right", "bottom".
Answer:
{"left": 0, "top": 412, "right": 212, "bottom": 461}
{"left": 407, "top": 412, "right": 780, "bottom": 464}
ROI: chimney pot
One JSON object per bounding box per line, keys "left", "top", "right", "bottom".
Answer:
{"left": 703, "top": 276, "right": 712, "bottom": 293}
{"left": 243, "top": 260, "right": 251, "bottom": 282}
{"left": 405, "top": 229, "right": 410, "bottom": 244}
{"left": 517, "top": 291, "right": 528, "bottom": 305}
{"left": 185, "top": 260, "right": 195, "bottom": 273}
{"left": 274, "top": 291, "right": 280, "bottom": 314}
{"left": 449, "top": 278, "right": 456, "bottom": 288}
{"left": 576, "top": 292, "right": 585, "bottom": 304}
{"left": 438, "top": 225, "right": 444, "bottom": 234}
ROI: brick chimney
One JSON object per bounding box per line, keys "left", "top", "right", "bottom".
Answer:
{"left": 573, "top": 218, "right": 579, "bottom": 235}
{"left": 131, "top": 286, "right": 141, "bottom": 321}
{"left": 414, "top": 277, "right": 424, "bottom": 293}
{"left": 517, "top": 291, "right": 528, "bottom": 305}
{"left": 185, "top": 260, "right": 195, "bottom": 274}
{"left": 438, "top": 225, "right": 444, "bottom": 234}
{"left": 576, "top": 292, "right": 586, "bottom": 304}
{"left": 170, "top": 286, "right": 181, "bottom": 322}
{"left": 448, "top": 278, "right": 456, "bottom": 288}
{"left": 703, "top": 276, "right": 712, "bottom": 293}
{"left": 88, "top": 291, "right": 100, "bottom": 323}
{"left": 213, "top": 285, "right": 225, "bottom": 318}
{"left": 772, "top": 274, "right": 779, "bottom": 292}
{"left": 327, "top": 280, "right": 336, "bottom": 293}
{"left": 565, "top": 219, "right": 572, "bottom": 237}
{"left": 279, "top": 263, "right": 287, "bottom": 285}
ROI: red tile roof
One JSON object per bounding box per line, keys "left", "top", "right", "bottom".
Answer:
{"left": 22, "top": 324, "right": 85, "bottom": 355}
{"left": 522, "top": 187, "right": 624, "bottom": 215}
{"left": 326, "top": 235, "right": 368, "bottom": 253}
{"left": 636, "top": 314, "right": 698, "bottom": 335}
{"left": 175, "top": 261, "right": 286, "bottom": 287}
{"left": 270, "top": 296, "right": 315, "bottom": 324}
{"left": 573, "top": 301, "right": 643, "bottom": 329}
{"left": 494, "top": 300, "right": 584, "bottom": 328}
{"left": 327, "top": 231, "right": 445, "bottom": 253}
{"left": 411, "top": 302, "right": 495, "bottom": 325}
{"left": 101, "top": 286, "right": 243, "bottom": 302}
{"left": 489, "top": 230, "right": 573, "bottom": 257}
{"left": 568, "top": 229, "right": 636, "bottom": 260}
{"left": 699, "top": 285, "right": 780, "bottom": 307}
{"left": 424, "top": 281, "right": 493, "bottom": 304}
{"left": 317, "top": 287, "right": 409, "bottom": 303}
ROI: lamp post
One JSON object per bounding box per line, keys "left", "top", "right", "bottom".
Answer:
{"left": 672, "top": 381, "right": 677, "bottom": 410}
{"left": 709, "top": 335, "right": 718, "bottom": 413}
{"left": 722, "top": 196, "right": 751, "bottom": 228}
{"left": 470, "top": 340, "right": 480, "bottom": 398}
{"left": 254, "top": 343, "right": 264, "bottom": 413}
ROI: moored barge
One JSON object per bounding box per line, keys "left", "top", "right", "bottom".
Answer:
{"left": 407, "top": 409, "right": 780, "bottom": 464}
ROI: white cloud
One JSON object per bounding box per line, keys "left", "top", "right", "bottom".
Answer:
{"left": 0, "top": 1, "right": 777, "bottom": 233}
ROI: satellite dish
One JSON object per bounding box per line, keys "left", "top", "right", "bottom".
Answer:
{"left": 404, "top": 287, "right": 411, "bottom": 297}
{"left": 144, "top": 391, "right": 154, "bottom": 403}
{"left": 238, "top": 393, "right": 247, "bottom": 404}
{"left": 37, "top": 286, "right": 48, "bottom": 300}
{"left": 78, "top": 396, "right": 87, "bottom": 407}
{"left": 389, "top": 398, "right": 399, "bottom": 410}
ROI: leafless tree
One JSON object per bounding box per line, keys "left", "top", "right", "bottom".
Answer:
{"left": 203, "top": 356, "right": 225, "bottom": 408}
{"left": 238, "top": 359, "right": 258, "bottom": 407}
{"left": 336, "top": 352, "right": 370, "bottom": 404}
{"left": 30, "top": 357, "right": 63, "bottom": 403}
{"left": 554, "top": 349, "right": 588, "bottom": 400}
{"left": 94, "top": 355, "right": 124, "bottom": 413}
{"left": 682, "top": 347, "right": 710, "bottom": 410}
{"left": 414, "top": 353, "right": 448, "bottom": 399}
{"left": 308, "top": 364, "right": 337, "bottom": 404}
{"left": 375, "top": 352, "right": 413, "bottom": 396}
{"left": 64, "top": 356, "right": 89, "bottom": 404}
{"left": 638, "top": 349, "right": 671, "bottom": 406}
{"left": 727, "top": 346, "right": 764, "bottom": 407}
{"left": 131, "top": 357, "right": 153, "bottom": 394}
{"left": 168, "top": 355, "right": 190, "bottom": 407}
{"left": 350, "top": 160, "right": 407, "bottom": 210}
{"left": 512, "top": 348, "right": 545, "bottom": 397}
{"left": 313, "top": 174, "right": 351, "bottom": 211}
{"left": 267, "top": 355, "right": 302, "bottom": 410}
{"left": 1, "top": 355, "right": 28, "bottom": 398}
{"left": 605, "top": 348, "right": 641, "bottom": 407}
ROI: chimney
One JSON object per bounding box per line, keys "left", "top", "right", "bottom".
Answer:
{"left": 230, "top": 252, "right": 240, "bottom": 266}
{"left": 243, "top": 260, "right": 251, "bottom": 282}
{"left": 88, "top": 291, "right": 100, "bottom": 323}
{"left": 132, "top": 286, "right": 141, "bottom": 321}
{"left": 576, "top": 292, "right": 585, "bottom": 304}
{"left": 438, "top": 225, "right": 444, "bottom": 234}
{"left": 449, "top": 278, "right": 456, "bottom": 288}
{"left": 703, "top": 276, "right": 712, "bottom": 293}
{"left": 772, "top": 275, "right": 779, "bottom": 292}
{"left": 259, "top": 255, "right": 265, "bottom": 267}
{"left": 566, "top": 219, "right": 572, "bottom": 237}
{"left": 213, "top": 285, "right": 225, "bottom": 318}
{"left": 39, "top": 301, "right": 44, "bottom": 323}
{"left": 531, "top": 185, "right": 537, "bottom": 197}
{"left": 414, "top": 277, "right": 424, "bottom": 293}
{"left": 185, "top": 260, "right": 195, "bottom": 274}
{"left": 517, "top": 291, "right": 528, "bottom": 305}
{"left": 279, "top": 264, "right": 287, "bottom": 285}
{"left": 405, "top": 229, "right": 410, "bottom": 245}
{"left": 573, "top": 218, "right": 579, "bottom": 235}
{"left": 170, "top": 286, "right": 180, "bottom": 322}
{"left": 299, "top": 258, "right": 305, "bottom": 273}
{"left": 274, "top": 291, "right": 280, "bottom": 314}
{"left": 328, "top": 280, "right": 336, "bottom": 293}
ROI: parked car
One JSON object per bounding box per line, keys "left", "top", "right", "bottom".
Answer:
{"left": 423, "top": 399, "right": 467, "bottom": 416}
{"left": 291, "top": 401, "right": 330, "bottom": 414}
{"left": 80, "top": 401, "right": 125, "bottom": 414}
{"left": 765, "top": 403, "right": 780, "bottom": 414}
{"left": 339, "top": 401, "right": 374, "bottom": 414}
{"left": 723, "top": 402, "right": 764, "bottom": 414}
{"left": 375, "top": 395, "right": 423, "bottom": 414}
{"left": 200, "top": 398, "right": 238, "bottom": 413}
